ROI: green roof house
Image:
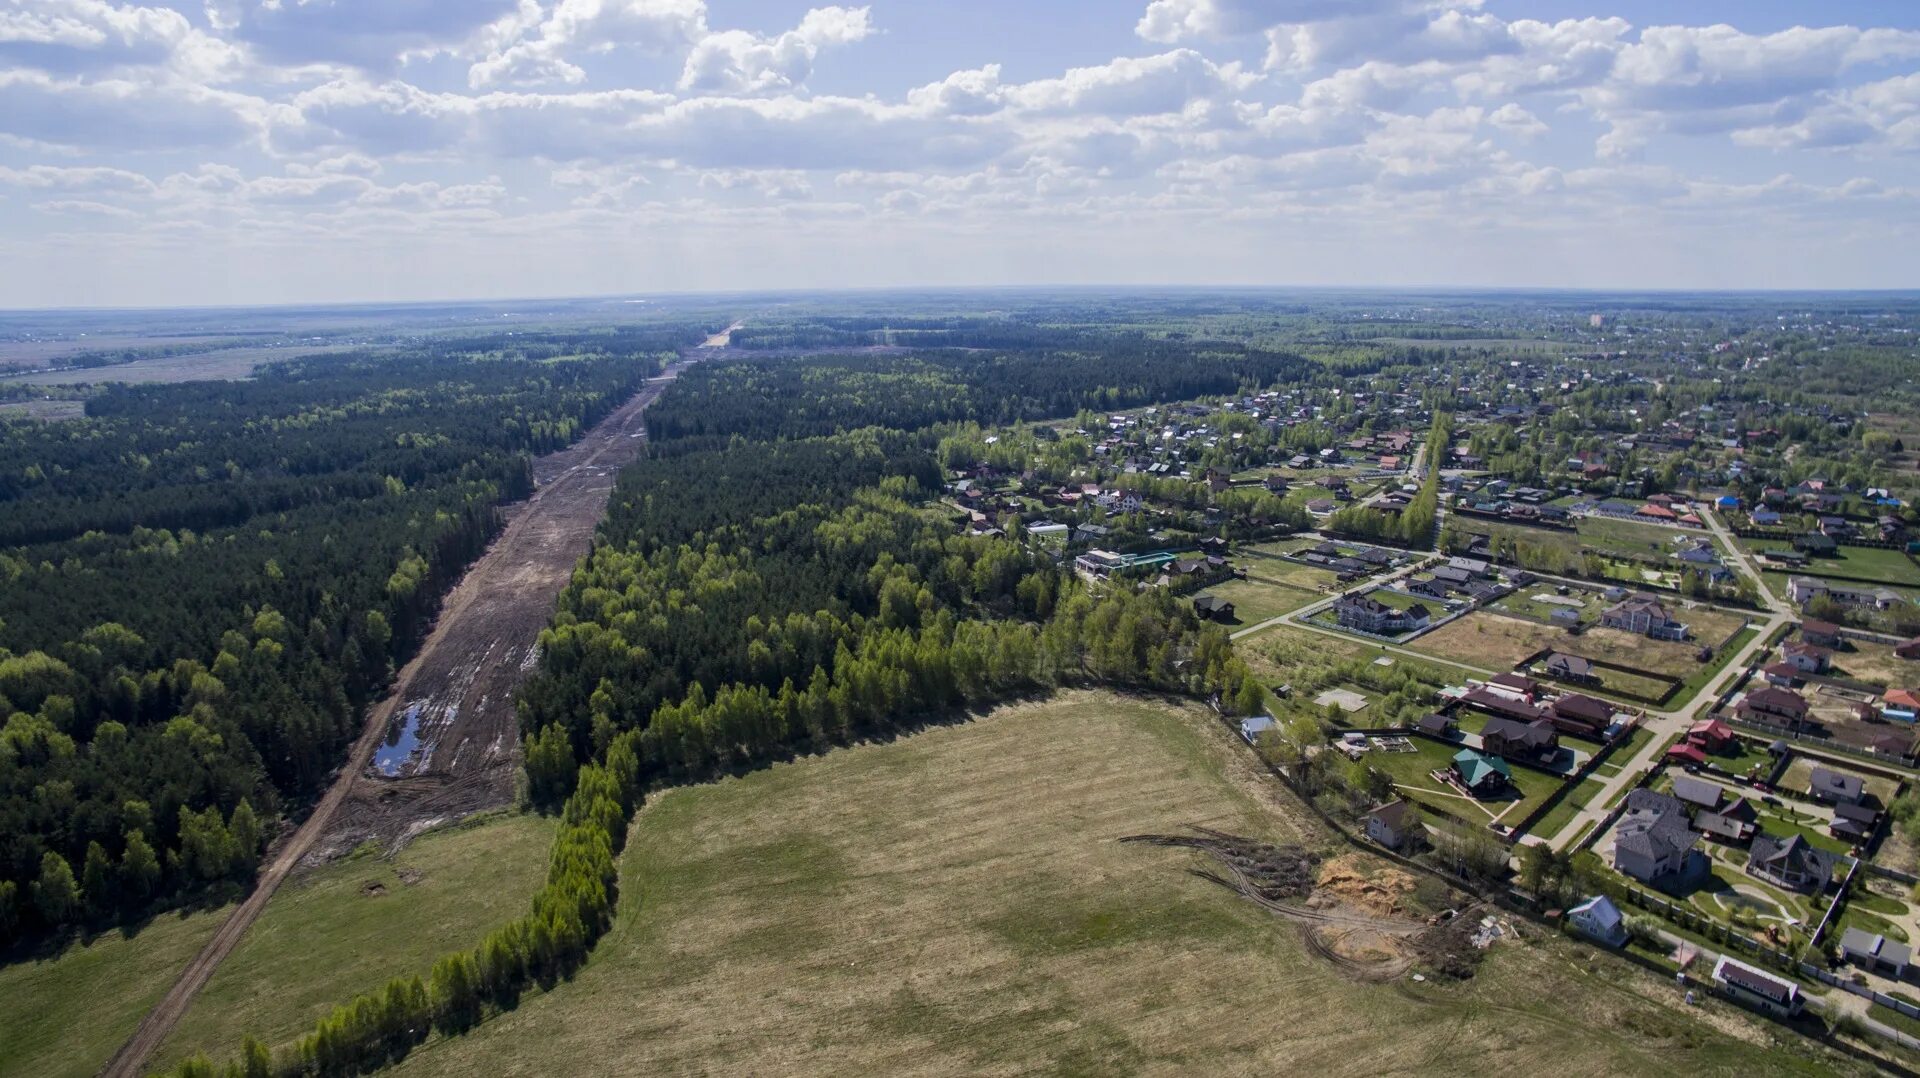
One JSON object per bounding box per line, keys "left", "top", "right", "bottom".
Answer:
{"left": 1452, "top": 748, "right": 1511, "bottom": 795}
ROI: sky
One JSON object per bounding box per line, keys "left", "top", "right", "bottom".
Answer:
{"left": 1, "top": 0, "right": 1917, "bottom": 307}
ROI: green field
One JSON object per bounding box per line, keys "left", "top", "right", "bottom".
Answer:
{"left": 1193, "top": 577, "right": 1314, "bottom": 628}
{"left": 1747, "top": 540, "right": 1920, "bottom": 587}
{"left": 152, "top": 812, "right": 558, "bottom": 1072}
{"left": 373, "top": 693, "right": 1822, "bottom": 1077}
{"left": 0, "top": 906, "right": 229, "bottom": 1078}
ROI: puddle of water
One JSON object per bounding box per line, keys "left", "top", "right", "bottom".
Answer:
{"left": 373, "top": 703, "right": 426, "bottom": 777}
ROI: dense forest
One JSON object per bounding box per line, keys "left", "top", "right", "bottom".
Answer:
{"left": 0, "top": 332, "right": 699, "bottom": 947}
{"left": 644, "top": 345, "right": 1319, "bottom": 447}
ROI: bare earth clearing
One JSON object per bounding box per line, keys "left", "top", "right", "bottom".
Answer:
{"left": 97, "top": 348, "right": 707, "bottom": 1078}
{"left": 385, "top": 692, "right": 1818, "bottom": 1078}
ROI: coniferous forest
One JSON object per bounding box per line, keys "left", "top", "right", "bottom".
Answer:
{"left": 0, "top": 331, "right": 697, "bottom": 946}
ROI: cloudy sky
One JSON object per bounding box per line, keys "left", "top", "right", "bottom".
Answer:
{"left": 1, "top": 0, "right": 1917, "bottom": 307}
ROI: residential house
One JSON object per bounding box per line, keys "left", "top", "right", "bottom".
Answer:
{"left": 1193, "top": 595, "right": 1235, "bottom": 622}
{"left": 1896, "top": 637, "right": 1920, "bottom": 661}
{"left": 1762, "top": 662, "right": 1802, "bottom": 688}
{"left": 1839, "top": 928, "right": 1911, "bottom": 978}
{"left": 1831, "top": 801, "right": 1879, "bottom": 844}
{"left": 1600, "top": 594, "right": 1688, "bottom": 640}
{"left": 1334, "top": 594, "right": 1430, "bottom": 634}
{"left": 1479, "top": 716, "right": 1560, "bottom": 760}
{"left": 1567, "top": 895, "right": 1628, "bottom": 948}
{"left": 1239, "top": 715, "right": 1275, "bottom": 745}
{"left": 1736, "top": 686, "right": 1811, "bottom": 731}
{"left": 1549, "top": 693, "right": 1614, "bottom": 738}
{"left": 1781, "top": 641, "right": 1832, "bottom": 675}
{"left": 1545, "top": 654, "right": 1598, "bottom": 684}
{"left": 1695, "top": 797, "right": 1757, "bottom": 843}
{"left": 1806, "top": 766, "right": 1865, "bottom": 804}
{"left": 1612, "top": 789, "right": 1699, "bottom": 884}
{"left": 1711, "top": 956, "right": 1804, "bottom": 1018}
{"left": 1686, "top": 718, "right": 1735, "bottom": 751}
{"left": 1365, "top": 800, "right": 1415, "bottom": 850}
{"left": 1415, "top": 713, "right": 1457, "bottom": 738}
{"left": 1451, "top": 749, "right": 1512, "bottom": 796}
{"left": 1801, "top": 620, "right": 1844, "bottom": 648}
{"left": 1747, "top": 834, "right": 1841, "bottom": 893}
{"left": 1789, "top": 577, "right": 1904, "bottom": 611}
{"left": 1671, "top": 774, "right": 1724, "bottom": 811}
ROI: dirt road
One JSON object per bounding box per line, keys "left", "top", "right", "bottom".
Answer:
{"left": 99, "top": 349, "right": 706, "bottom": 1078}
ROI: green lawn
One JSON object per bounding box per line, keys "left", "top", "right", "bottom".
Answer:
{"left": 152, "top": 812, "right": 558, "bottom": 1073}
{"left": 1520, "top": 775, "right": 1606, "bottom": 840}
{"left": 0, "top": 905, "right": 229, "bottom": 1078}
{"left": 1746, "top": 540, "right": 1920, "bottom": 587}
{"left": 1193, "top": 577, "right": 1314, "bottom": 628}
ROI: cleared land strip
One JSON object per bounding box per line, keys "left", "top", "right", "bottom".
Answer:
{"left": 98, "top": 351, "right": 706, "bottom": 1078}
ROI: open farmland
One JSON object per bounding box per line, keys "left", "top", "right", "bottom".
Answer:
{"left": 0, "top": 345, "right": 364, "bottom": 386}
{"left": 381, "top": 692, "right": 1819, "bottom": 1078}
{"left": 0, "top": 906, "right": 228, "bottom": 1078}
{"left": 0, "top": 334, "right": 244, "bottom": 372}
{"left": 151, "top": 813, "right": 556, "bottom": 1073}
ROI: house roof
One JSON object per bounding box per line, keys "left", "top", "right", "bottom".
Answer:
{"left": 1452, "top": 749, "right": 1511, "bottom": 786}
{"left": 1667, "top": 743, "right": 1708, "bottom": 766}
{"left": 1809, "top": 767, "right": 1864, "bottom": 800}
{"left": 1616, "top": 789, "right": 1696, "bottom": 863}
{"left": 1547, "top": 654, "right": 1595, "bottom": 677}
{"left": 1672, "top": 775, "right": 1724, "bottom": 809}
{"left": 1367, "top": 800, "right": 1413, "bottom": 831}
{"left": 1569, "top": 894, "right": 1623, "bottom": 931}
{"left": 1741, "top": 686, "right": 1810, "bottom": 717}
{"left": 1713, "top": 956, "right": 1800, "bottom": 1005}
{"left": 1489, "top": 672, "right": 1540, "bottom": 694}
{"left": 1553, "top": 692, "right": 1612, "bottom": 724}
{"left": 1689, "top": 718, "right": 1734, "bottom": 741}
{"left": 1751, "top": 834, "right": 1841, "bottom": 888}
{"left": 1840, "top": 928, "right": 1912, "bottom": 968}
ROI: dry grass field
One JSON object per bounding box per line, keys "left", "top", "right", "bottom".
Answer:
{"left": 1831, "top": 640, "right": 1920, "bottom": 690}
{"left": 381, "top": 692, "right": 1832, "bottom": 1078}
{"left": 1410, "top": 611, "right": 1566, "bottom": 669}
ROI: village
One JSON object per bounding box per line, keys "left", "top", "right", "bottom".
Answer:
{"left": 940, "top": 358, "right": 1920, "bottom": 1044}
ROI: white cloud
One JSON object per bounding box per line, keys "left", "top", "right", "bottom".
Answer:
{"left": 677, "top": 6, "right": 872, "bottom": 96}
{"left": 210, "top": 0, "right": 524, "bottom": 73}
{"left": 469, "top": 0, "right": 707, "bottom": 87}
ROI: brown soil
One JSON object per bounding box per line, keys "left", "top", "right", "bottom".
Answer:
{"left": 97, "top": 340, "right": 724, "bottom": 1078}
{"left": 310, "top": 352, "right": 702, "bottom": 863}
{"left": 359, "top": 882, "right": 386, "bottom": 897}
{"left": 1312, "top": 854, "right": 1417, "bottom": 917}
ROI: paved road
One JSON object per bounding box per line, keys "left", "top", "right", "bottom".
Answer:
{"left": 97, "top": 344, "right": 721, "bottom": 1078}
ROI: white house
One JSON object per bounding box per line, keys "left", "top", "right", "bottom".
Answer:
{"left": 1567, "top": 895, "right": 1627, "bottom": 948}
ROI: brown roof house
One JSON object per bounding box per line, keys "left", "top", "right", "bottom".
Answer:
{"left": 1601, "top": 593, "right": 1689, "bottom": 640}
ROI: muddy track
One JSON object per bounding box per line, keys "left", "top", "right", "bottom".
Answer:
{"left": 98, "top": 347, "right": 711, "bottom": 1078}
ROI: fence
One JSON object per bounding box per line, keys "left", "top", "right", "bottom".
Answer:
{"left": 1721, "top": 714, "right": 1920, "bottom": 767}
